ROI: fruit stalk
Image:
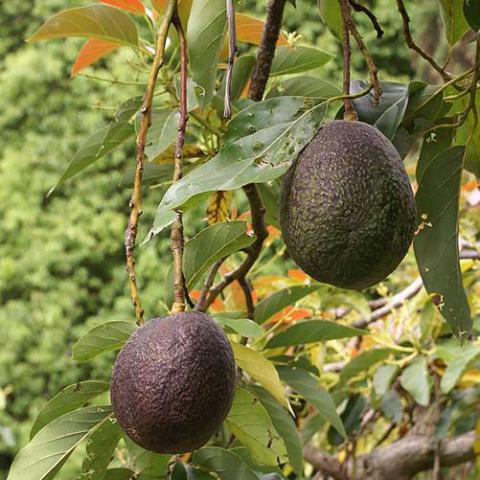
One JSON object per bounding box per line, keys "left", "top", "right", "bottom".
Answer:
{"left": 125, "top": 0, "right": 178, "bottom": 325}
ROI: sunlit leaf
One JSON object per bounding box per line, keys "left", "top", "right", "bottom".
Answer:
{"left": 231, "top": 342, "right": 289, "bottom": 409}
{"left": 400, "top": 356, "right": 432, "bottom": 406}
{"left": 235, "top": 13, "right": 288, "bottom": 46}
{"left": 207, "top": 191, "right": 232, "bottom": 224}
{"left": 101, "top": 0, "right": 145, "bottom": 14}
{"left": 213, "top": 313, "right": 264, "bottom": 337}
{"left": 440, "top": 344, "right": 480, "bottom": 393}
{"left": 28, "top": 5, "right": 139, "bottom": 47}
{"left": 317, "top": 0, "right": 343, "bottom": 38}
{"left": 30, "top": 381, "right": 110, "bottom": 439}
{"left": 71, "top": 38, "right": 121, "bottom": 77}
{"left": 72, "top": 321, "right": 137, "bottom": 362}
{"left": 373, "top": 365, "right": 398, "bottom": 397}
{"left": 270, "top": 46, "right": 334, "bottom": 76}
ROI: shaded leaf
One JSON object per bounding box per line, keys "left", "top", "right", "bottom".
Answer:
{"left": 31, "top": 381, "right": 110, "bottom": 439}
{"left": 440, "top": 344, "right": 480, "bottom": 393}
{"left": 464, "top": 0, "right": 480, "bottom": 32}
{"left": 253, "top": 387, "right": 303, "bottom": 476}
{"left": 7, "top": 407, "right": 112, "bottom": 480}
{"left": 328, "top": 395, "right": 367, "bottom": 446}
{"left": 269, "top": 76, "right": 341, "bottom": 99}
{"left": 147, "top": 97, "right": 328, "bottom": 239}
{"left": 144, "top": 109, "right": 178, "bottom": 160}
{"left": 72, "top": 321, "right": 137, "bottom": 362}
{"left": 104, "top": 469, "right": 135, "bottom": 480}
{"left": 28, "top": 5, "right": 139, "bottom": 47}
{"left": 265, "top": 320, "right": 365, "bottom": 348}
{"left": 414, "top": 145, "right": 472, "bottom": 336}
{"left": 71, "top": 38, "right": 121, "bottom": 77}
{"left": 101, "top": 0, "right": 146, "bottom": 14}
{"left": 400, "top": 356, "right": 432, "bottom": 406}
{"left": 207, "top": 191, "right": 232, "bottom": 224}
{"left": 340, "top": 349, "right": 391, "bottom": 383}
{"left": 225, "top": 387, "right": 286, "bottom": 466}
{"left": 254, "top": 285, "right": 322, "bottom": 324}
{"left": 455, "top": 97, "right": 480, "bottom": 178}
{"left": 439, "top": 0, "right": 469, "bottom": 47}
{"left": 381, "top": 389, "right": 403, "bottom": 423}
{"left": 373, "top": 365, "right": 398, "bottom": 397}
{"left": 270, "top": 46, "right": 334, "bottom": 76}
{"left": 278, "top": 366, "right": 346, "bottom": 438}
{"left": 231, "top": 342, "right": 288, "bottom": 409}
{"left": 219, "top": 55, "right": 256, "bottom": 101}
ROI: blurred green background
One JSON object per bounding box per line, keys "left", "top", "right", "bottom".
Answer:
{"left": 0, "top": 1, "right": 455, "bottom": 477}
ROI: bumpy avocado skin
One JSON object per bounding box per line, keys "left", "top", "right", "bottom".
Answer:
{"left": 281, "top": 120, "right": 416, "bottom": 290}
{"left": 110, "top": 312, "right": 236, "bottom": 454}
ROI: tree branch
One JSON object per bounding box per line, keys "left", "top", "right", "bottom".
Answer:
{"left": 170, "top": 9, "right": 188, "bottom": 314}
{"left": 224, "top": 0, "right": 237, "bottom": 118}
{"left": 349, "top": 0, "right": 384, "bottom": 38}
{"left": 125, "top": 0, "right": 177, "bottom": 325}
{"left": 396, "top": 0, "right": 452, "bottom": 82}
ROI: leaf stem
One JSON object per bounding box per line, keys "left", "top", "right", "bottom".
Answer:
{"left": 224, "top": 0, "right": 237, "bottom": 118}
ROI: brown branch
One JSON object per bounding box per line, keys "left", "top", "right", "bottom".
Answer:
{"left": 248, "top": 0, "right": 288, "bottom": 102}
{"left": 349, "top": 0, "right": 384, "bottom": 38}
{"left": 224, "top": 0, "right": 237, "bottom": 118}
{"left": 170, "top": 9, "right": 189, "bottom": 314}
{"left": 238, "top": 277, "right": 254, "bottom": 319}
{"left": 196, "top": 259, "right": 224, "bottom": 310}
{"left": 396, "top": 0, "right": 452, "bottom": 82}
{"left": 305, "top": 431, "right": 476, "bottom": 480}
{"left": 339, "top": 0, "right": 358, "bottom": 120}
{"left": 125, "top": 0, "right": 177, "bottom": 325}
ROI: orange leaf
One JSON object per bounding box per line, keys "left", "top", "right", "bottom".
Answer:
{"left": 152, "top": 0, "right": 192, "bottom": 26}
{"left": 71, "top": 38, "right": 121, "bottom": 77}
{"left": 101, "top": 0, "right": 145, "bottom": 14}
{"left": 268, "top": 306, "right": 312, "bottom": 325}
{"left": 288, "top": 269, "right": 309, "bottom": 282}
{"left": 236, "top": 13, "right": 289, "bottom": 46}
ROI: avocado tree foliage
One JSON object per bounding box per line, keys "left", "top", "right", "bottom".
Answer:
{"left": 6, "top": 0, "right": 480, "bottom": 479}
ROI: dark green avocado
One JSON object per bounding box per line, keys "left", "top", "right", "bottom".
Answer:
{"left": 110, "top": 312, "right": 236, "bottom": 454}
{"left": 280, "top": 120, "right": 416, "bottom": 290}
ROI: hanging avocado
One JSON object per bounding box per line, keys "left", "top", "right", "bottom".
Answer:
{"left": 111, "top": 312, "right": 236, "bottom": 453}
{"left": 280, "top": 120, "right": 416, "bottom": 290}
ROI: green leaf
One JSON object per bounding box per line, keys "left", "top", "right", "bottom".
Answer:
{"left": 72, "top": 320, "right": 137, "bottom": 362}
{"left": 414, "top": 145, "right": 472, "bottom": 336}
{"left": 380, "top": 389, "right": 403, "bottom": 423}
{"left": 278, "top": 366, "right": 346, "bottom": 439}
{"left": 146, "top": 97, "right": 328, "bottom": 239}
{"left": 253, "top": 387, "right": 303, "bottom": 476}
{"left": 400, "top": 356, "right": 432, "bottom": 406}
{"left": 192, "top": 447, "right": 259, "bottom": 480}
{"left": 265, "top": 320, "right": 366, "bottom": 348}
{"left": 270, "top": 46, "right": 334, "bottom": 76}
{"left": 257, "top": 183, "right": 281, "bottom": 229}
{"left": 8, "top": 406, "right": 112, "bottom": 480}
{"left": 104, "top": 469, "right": 135, "bottom": 480}
{"left": 30, "top": 381, "right": 110, "bottom": 439}
{"left": 317, "top": 0, "right": 343, "bottom": 38}
{"left": 350, "top": 81, "right": 409, "bottom": 140}
{"left": 187, "top": 0, "right": 227, "bottom": 106}
{"left": 340, "top": 349, "right": 391, "bottom": 383}
{"left": 269, "top": 76, "right": 341, "bottom": 99}
{"left": 440, "top": 344, "right": 480, "bottom": 393}
{"left": 125, "top": 440, "right": 171, "bottom": 478}
{"left": 50, "top": 97, "right": 140, "bottom": 193}
{"left": 219, "top": 55, "right": 256, "bottom": 101}
{"left": 373, "top": 365, "right": 398, "bottom": 397}
{"left": 144, "top": 109, "right": 178, "bottom": 161}
{"left": 464, "top": 0, "right": 480, "bottom": 31}
{"left": 439, "top": 0, "right": 469, "bottom": 47}
{"left": 225, "top": 387, "right": 286, "bottom": 466}
{"left": 79, "top": 417, "right": 122, "bottom": 480}
{"left": 455, "top": 98, "right": 480, "bottom": 178}
{"left": 214, "top": 315, "right": 264, "bottom": 337}
{"left": 28, "top": 5, "right": 139, "bottom": 46}
{"left": 328, "top": 394, "right": 367, "bottom": 446}
{"left": 164, "top": 221, "right": 255, "bottom": 307}
{"left": 254, "top": 285, "right": 322, "bottom": 324}
{"left": 230, "top": 342, "right": 289, "bottom": 409}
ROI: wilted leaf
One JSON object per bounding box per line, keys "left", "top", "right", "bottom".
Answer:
{"left": 270, "top": 46, "right": 334, "bottom": 76}
{"left": 72, "top": 321, "right": 137, "bottom": 362}
{"left": 400, "top": 356, "right": 432, "bottom": 406}
{"left": 30, "top": 381, "right": 110, "bottom": 439}
{"left": 231, "top": 342, "right": 288, "bottom": 408}
{"left": 71, "top": 38, "right": 121, "bottom": 77}
{"left": 28, "top": 5, "right": 139, "bottom": 47}
{"left": 207, "top": 191, "right": 233, "bottom": 224}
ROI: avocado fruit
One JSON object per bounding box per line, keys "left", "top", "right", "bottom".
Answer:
{"left": 110, "top": 312, "right": 236, "bottom": 453}
{"left": 280, "top": 120, "right": 416, "bottom": 290}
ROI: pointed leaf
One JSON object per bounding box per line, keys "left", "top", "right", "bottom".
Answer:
{"left": 269, "top": 76, "right": 341, "bottom": 99}
{"left": 72, "top": 321, "right": 137, "bottom": 362}
{"left": 28, "top": 5, "right": 139, "bottom": 47}
{"left": 213, "top": 315, "right": 264, "bottom": 337}
{"left": 225, "top": 387, "right": 286, "bottom": 466}
{"left": 414, "top": 145, "right": 472, "bottom": 336}
{"left": 270, "top": 46, "right": 334, "bottom": 76}
{"left": 231, "top": 342, "right": 288, "bottom": 409}
{"left": 101, "top": 0, "right": 146, "bottom": 14}
{"left": 439, "top": 0, "right": 469, "bottom": 47}
{"left": 340, "top": 349, "right": 391, "bottom": 382}
{"left": 8, "top": 406, "right": 112, "bottom": 480}
{"left": 266, "top": 320, "right": 366, "bottom": 348}
{"left": 317, "top": 0, "right": 343, "bottom": 38}
{"left": 440, "top": 344, "right": 480, "bottom": 393}
{"left": 71, "top": 38, "right": 121, "bottom": 77}
{"left": 31, "top": 381, "right": 110, "bottom": 439}
{"left": 400, "top": 356, "right": 432, "bottom": 406}
{"left": 278, "top": 366, "right": 346, "bottom": 438}
{"left": 373, "top": 364, "right": 398, "bottom": 397}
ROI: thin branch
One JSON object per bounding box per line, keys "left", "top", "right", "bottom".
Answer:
{"left": 170, "top": 9, "right": 189, "bottom": 314}
{"left": 238, "top": 278, "right": 255, "bottom": 319}
{"left": 339, "top": 0, "right": 358, "bottom": 120}
{"left": 396, "top": 0, "right": 452, "bottom": 82}
{"left": 196, "top": 259, "right": 224, "bottom": 310}
{"left": 125, "top": 0, "right": 177, "bottom": 325}
{"left": 224, "top": 0, "right": 237, "bottom": 118}
{"left": 349, "top": 0, "right": 384, "bottom": 38}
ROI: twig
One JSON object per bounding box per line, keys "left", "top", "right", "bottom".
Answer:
{"left": 125, "top": 0, "right": 177, "bottom": 325}
{"left": 339, "top": 0, "right": 358, "bottom": 121}
{"left": 196, "top": 259, "right": 224, "bottom": 310}
{"left": 224, "top": 0, "right": 237, "bottom": 118}
{"left": 349, "top": 0, "right": 384, "bottom": 38}
{"left": 396, "top": 0, "right": 452, "bottom": 82}
{"left": 238, "top": 278, "right": 255, "bottom": 319}
{"left": 170, "top": 9, "right": 189, "bottom": 314}
{"left": 344, "top": 3, "right": 382, "bottom": 103}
